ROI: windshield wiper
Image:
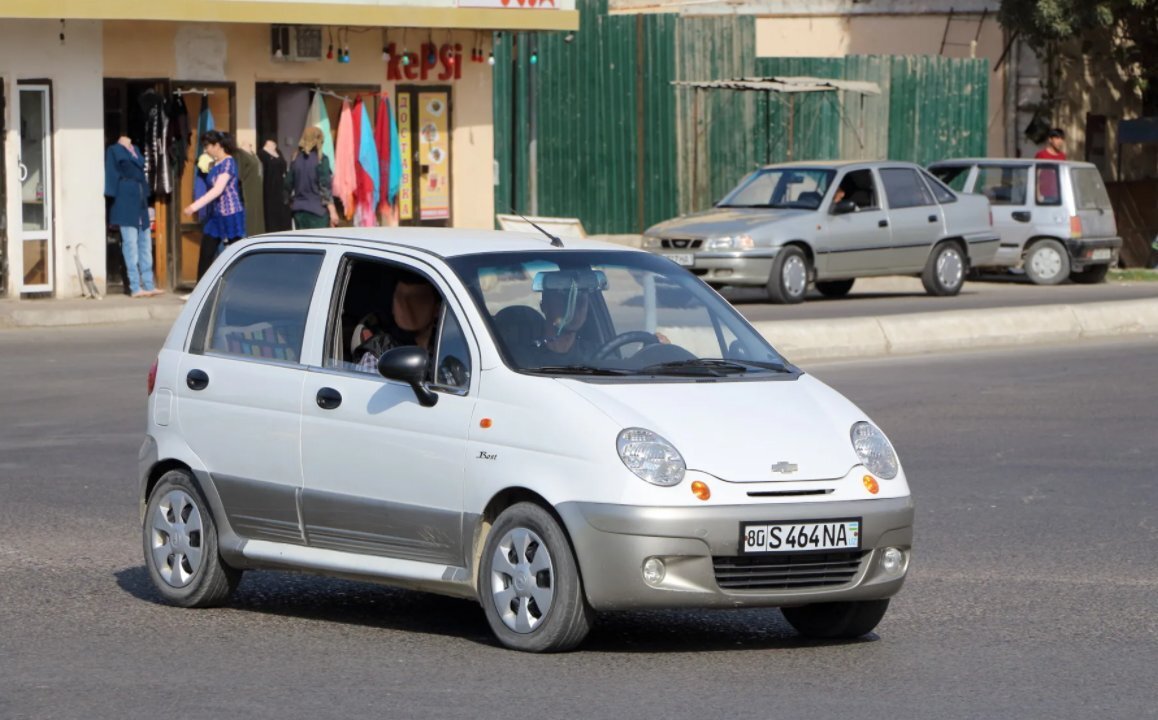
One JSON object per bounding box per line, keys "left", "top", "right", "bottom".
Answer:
{"left": 640, "top": 358, "right": 792, "bottom": 376}
{"left": 530, "top": 365, "right": 633, "bottom": 376}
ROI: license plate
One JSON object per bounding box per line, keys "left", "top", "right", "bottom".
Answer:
{"left": 740, "top": 518, "right": 862, "bottom": 554}
{"left": 666, "top": 253, "right": 694, "bottom": 267}
{"left": 1091, "top": 248, "right": 1112, "bottom": 260}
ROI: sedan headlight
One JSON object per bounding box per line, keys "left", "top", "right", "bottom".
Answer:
{"left": 850, "top": 421, "right": 899, "bottom": 480}
{"left": 705, "top": 234, "right": 755, "bottom": 250}
{"left": 641, "top": 236, "right": 661, "bottom": 249}
{"left": 617, "top": 428, "right": 685, "bottom": 486}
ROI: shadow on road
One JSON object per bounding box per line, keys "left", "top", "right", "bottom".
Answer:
{"left": 115, "top": 566, "right": 874, "bottom": 653}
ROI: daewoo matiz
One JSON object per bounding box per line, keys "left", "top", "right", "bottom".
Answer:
{"left": 140, "top": 228, "right": 914, "bottom": 652}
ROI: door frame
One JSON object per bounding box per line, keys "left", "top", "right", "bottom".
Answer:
{"left": 396, "top": 85, "right": 453, "bottom": 227}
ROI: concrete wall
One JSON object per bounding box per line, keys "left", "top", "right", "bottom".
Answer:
{"left": 1, "top": 20, "right": 105, "bottom": 298}
{"left": 754, "top": 13, "right": 1009, "bottom": 158}
{"left": 103, "top": 21, "right": 495, "bottom": 229}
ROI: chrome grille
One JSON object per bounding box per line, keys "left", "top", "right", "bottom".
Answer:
{"left": 661, "top": 238, "right": 702, "bottom": 249}
{"left": 713, "top": 551, "right": 865, "bottom": 591}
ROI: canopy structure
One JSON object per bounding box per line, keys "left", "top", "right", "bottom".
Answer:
{"left": 673, "top": 75, "right": 881, "bottom": 163}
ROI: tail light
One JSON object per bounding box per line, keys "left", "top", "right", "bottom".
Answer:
{"left": 147, "top": 357, "right": 158, "bottom": 395}
{"left": 1070, "top": 216, "right": 1083, "bottom": 238}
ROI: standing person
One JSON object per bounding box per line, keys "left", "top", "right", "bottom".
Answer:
{"left": 105, "top": 136, "right": 162, "bottom": 298}
{"left": 1036, "top": 128, "right": 1067, "bottom": 160}
{"left": 285, "top": 127, "right": 340, "bottom": 230}
{"left": 258, "top": 139, "right": 292, "bottom": 232}
{"left": 183, "top": 130, "right": 246, "bottom": 279}
{"left": 235, "top": 145, "right": 266, "bottom": 237}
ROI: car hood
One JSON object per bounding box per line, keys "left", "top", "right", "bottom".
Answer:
{"left": 644, "top": 207, "right": 812, "bottom": 239}
{"left": 558, "top": 374, "right": 864, "bottom": 482}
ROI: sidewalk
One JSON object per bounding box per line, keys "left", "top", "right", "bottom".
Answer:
{"left": 0, "top": 293, "right": 186, "bottom": 330}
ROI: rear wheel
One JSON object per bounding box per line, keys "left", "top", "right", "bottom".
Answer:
{"left": 1070, "top": 263, "right": 1109, "bottom": 284}
{"left": 766, "top": 246, "right": 810, "bottom": 304}
{"left": 781, "top": 599, "right": 890, "bottom": 639}
{"left": 1024, "top": 239, "right": 1070, "bottom": 285}
{"left": 815, "top": 279, "right": 855, "bottom": 298}
{"left": 479, "top": 503, "right": 593, "bottom": 652}
{"left": 921, "top": 242, "right": 967, "bottom": 296}
{"left": 142, "top": 469, "right": 241, "bottom": 608}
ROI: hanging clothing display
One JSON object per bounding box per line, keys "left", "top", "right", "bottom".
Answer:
{"left": 354, "top": 98, "right": 380, "bottom": 228}
{"left": 307, "top": 91, "right": 337, "bottom": 173}
{"left": 235, "top": 148, "right": 266, "bottom": 237}
{"left": 168, "top": 93, "right": 191, "bottom": 179}
{"left": 104, "top": 142, "right": 150, "bottom": 230}
{"left": 332, "top": 100, "right": 357, "bottom": 220}
{"left": 195, "top": 105, "right": 216, "bottom": 159}
{"left": 138, "top": 89, "right": 172, "bottom": 195}
{"left": 375, "top": 95, "right": 404, "bottom": 225}
{"left": 259, "top": 146, "right": 292, "bottom": 233}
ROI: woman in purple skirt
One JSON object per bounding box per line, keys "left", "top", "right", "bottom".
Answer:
{"left": 183, "top": 130, "right": 247, "bottom": 280}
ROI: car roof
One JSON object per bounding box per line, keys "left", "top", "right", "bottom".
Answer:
{"left": 755, "top": 159, "right": 922, "bottom": 171}
{"left": 929, "top": 157, "right": 1099, "bottom": 168}
{"left": 240, "top": 227, "right": 635, "bottom": 259}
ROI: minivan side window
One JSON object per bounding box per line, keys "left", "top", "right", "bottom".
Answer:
{"left": 1035, "top": 166, "right": 1062, "bottom": 206}
{"left": 977, "top": 166, "right": 1028, "bottom": 205}
{"left": 193, "top": 251, "right": 323, "bottom": 363}
{"left": 881, "top": 168, "right": 935, "bottom": 209}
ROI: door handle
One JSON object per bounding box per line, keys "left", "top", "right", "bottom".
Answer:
{"left": 1012, "top": 211, "right": 1032, "bottom": 223}
{"left": 186, "top": 369, "right": 209, "bottom": 391}
{"left": 878, "top": 219, "right": 889, "bottom": 228}
{"left": 316, "top": 387, "right": 343, "bottom": 410}
{"left": 928, "top": 214, "right": 938, "bottom": 223}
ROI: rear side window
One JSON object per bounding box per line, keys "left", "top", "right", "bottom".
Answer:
{"left": 976, "top": 166, "right": 1028, "bottom": 205}
{"left": 881, "top": 168, "right": 935, "bottom": 209}
{"left": 1035, "top": 166, "right": 1062, "bottom": 206}
{"left": 921, "top": 170, "right": 957, "bottom": 203}
{"left": 1072, "top": 167, "right": 1113, "bottom": 210}
{"left": 193, "top": 251, "right": 324, "bottom": 363}
{"left": 929, "top": 166, "right": 970, "bottom": 192}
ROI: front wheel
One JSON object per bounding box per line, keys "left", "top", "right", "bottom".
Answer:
{"left": 767, "top": 246, "right": 810, "bottom": 304}
{"left": 781, "top": 599, "right": 890, "bottom": 639}
{"left": 921, "top": 242, "right": 966, "bottom": 296}
{"left": 1070, "top": 263, "right": 1109, "bottom": 284}
{"left": 815, "top": 279, "right": 855, "bottom": 298}
{"left": 479, "top": 503, "right": 593, "bottom": 652}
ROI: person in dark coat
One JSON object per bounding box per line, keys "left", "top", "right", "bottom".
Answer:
{"left": 105, "top": 137, "right": 162, "bottom": 297}
{"left": 285, "top": 127, "right": 339, "bottom": 229}
{"left": 235, "top": 146, "right": 266, "bottom": 237}
{"left": 258, "top": 139, "right": 292, "bottom": 232}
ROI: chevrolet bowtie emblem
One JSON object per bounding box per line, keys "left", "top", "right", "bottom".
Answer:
{"left": 770, "top": 462, "right": 798, "bottom": 474}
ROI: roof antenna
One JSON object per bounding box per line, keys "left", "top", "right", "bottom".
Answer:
{"left": 512, "top": 207, "right": 563, "bottom": 247}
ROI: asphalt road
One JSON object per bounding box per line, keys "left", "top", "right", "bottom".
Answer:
{"left": 1, "top": 324, "right": 1156, "bottom": 719}
{"left": 728, "top": 275, "right": 1158, "bottom": 322}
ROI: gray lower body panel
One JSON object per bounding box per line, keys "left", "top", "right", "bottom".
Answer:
{"left": 556, "top": 497, "right": 914, "bottom": 611}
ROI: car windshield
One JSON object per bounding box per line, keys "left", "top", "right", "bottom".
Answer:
{"left": 717, "top": 168, "right": 835, "bottom": 210}
{"left": 449, "top": 250, "right": 791, "bottom": 379}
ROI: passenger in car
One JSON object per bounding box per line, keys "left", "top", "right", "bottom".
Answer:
{"left": 353, "top": 275, "right": 442, "bottom": 373}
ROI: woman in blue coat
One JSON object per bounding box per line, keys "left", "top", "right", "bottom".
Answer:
{"left": 105, "top": 137, "right": 162, "bottom": 297}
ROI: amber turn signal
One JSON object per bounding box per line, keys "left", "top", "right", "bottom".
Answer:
{"left": 479, "top": 418, "right": 493, "bottom": 428}
{"left": 691, "top": 480, "right": 711, "bottom": 501}
{"left": 863, "top": 475, "right": 879, "bottom": 494}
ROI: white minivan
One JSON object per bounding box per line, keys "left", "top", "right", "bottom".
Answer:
{"left": 140, "top": 228, "right": 913, "bottom": 652}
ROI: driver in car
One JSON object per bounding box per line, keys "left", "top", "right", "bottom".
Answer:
{"left": 537, "top": 285, "right": 595, "bottom": 363}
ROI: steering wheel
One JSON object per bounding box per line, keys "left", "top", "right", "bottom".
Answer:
{"left": 592, "top": 331, "right": 661, "bottom": 361}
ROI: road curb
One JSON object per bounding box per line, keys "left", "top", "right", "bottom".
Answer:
{"left": 0, "top": 303, "right": 183, "bottom": 329}
{"left": 750, "top": 298, "right": 1158, "bottom": 363}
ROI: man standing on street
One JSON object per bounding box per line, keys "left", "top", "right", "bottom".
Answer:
{"left": 1036, "top": 128, "right": 1067, "bottom": 160}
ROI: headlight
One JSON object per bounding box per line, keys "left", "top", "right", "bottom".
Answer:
{"left": 850, "top": 421, "right": 899, "bottom": 480}
{"left": 641, "top": 236, "right": 661, "bottom": 249}
{"left": 617, "top": 428, "right": 685, "bottom": 486}
{"left": 705, "top": 236, "right": 733, "bottom": 250}
{"left": 705, "top": 235, "right": 755, "bottom": 250}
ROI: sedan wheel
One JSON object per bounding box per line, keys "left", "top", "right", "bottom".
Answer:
{"left": 480, "top": 503, "right": 593, "bottom": 652}
{"left": 921, "top": 242, "right": 966, "bottom": 296}
{"left": 1024, "top": 239, "right": 1070, "bottom": 285}
{"left": 767, "top": 247, "right": 810, "bottom": 304}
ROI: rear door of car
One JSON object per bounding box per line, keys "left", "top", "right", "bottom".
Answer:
{"left": 176, "top": 247, "right": 326, "bottom": 544}
{"left": 974, "top": 164, "right": 1034, "bottom": 260}
{"left": 879, "top": 167, "right": 943, "bottom": 272}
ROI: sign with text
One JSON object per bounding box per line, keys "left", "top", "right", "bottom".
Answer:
{"left": 397, "top": 93, "right": 414, "bottom": 221}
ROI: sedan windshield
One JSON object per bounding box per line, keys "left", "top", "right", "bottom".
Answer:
{"left": 449, "top": 250, "right": 790, "bottom": 378}
{"left": 717, "top": 168, "right": 835, "bottom": 210}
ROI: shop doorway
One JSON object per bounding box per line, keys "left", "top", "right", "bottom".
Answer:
{"left": 0, "top": 83, "right": 7, "bottom": 295}
{"left": 396, "top": 86, "right": 452, "bottom": 227}
{"left": 17, "top": 82, "right": 54, "bottom": 294}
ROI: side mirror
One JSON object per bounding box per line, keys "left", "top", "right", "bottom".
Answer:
{"left": 832, "top": 199, "right": 858, "bottom": 215}
{"left": 378, "top": 346, "right": 438, "bottom": 407}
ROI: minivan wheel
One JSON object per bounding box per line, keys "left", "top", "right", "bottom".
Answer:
{"left": 781, "top": 599, "right": 890, "bottom": 640}
{"left": 815, "top": 279, "right": 855, "bottom": 298}
{"left": 1070, "top": 263, "right": 1109, "bottom": 284}
{"left": 480, "top": 503, "right": 593, "bottom": 652}
{"left": 921, "top": 242, "right": 966, "bottom": 296}
{"left": 1024, "top": 239, "right": 1070, "bottom": 285}
{"left": 142, "top": 469, "right": 240, "bottom": 608}
{"left": 767, "top": 246, "right": 810, "bottom": 304}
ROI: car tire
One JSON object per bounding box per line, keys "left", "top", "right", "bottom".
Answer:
{"left": 780, "top": 599, "right": 890, "bottom": 640}
{"left": 815, "top": 279, "right": 855, "bottom": 298}
{"left": 1023, "top": 239, "right": 1070, "bottom": 285}
{"left": 921, "top": 241, "right": 967, "bottom": 296}
{"left": 142, "top": 469, "right": 241, "bottom": 608}
{"left": 479, "top": 503, "right": 593, "bottom": 653}
{"left": 1070, "top": 264, "right": 1109, "bottom": 284}
{"left": 767, "top": 246, "right": 810, "bottom": 304}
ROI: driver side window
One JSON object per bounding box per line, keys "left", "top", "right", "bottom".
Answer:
{"left": 835, "top": 169, "right": 880, "bottom": 211}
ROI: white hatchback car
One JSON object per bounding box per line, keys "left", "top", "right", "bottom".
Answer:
{"left": 140, "top": 228, "right": 914, "bottom": 652}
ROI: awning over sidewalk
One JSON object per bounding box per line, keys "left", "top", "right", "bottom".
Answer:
{"left": 672, "top": 76, "right": 882, "bottom": 96}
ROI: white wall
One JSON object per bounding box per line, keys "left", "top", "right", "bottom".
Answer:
{"left": 1, "top": 20, "right": 105, "bottom": 298}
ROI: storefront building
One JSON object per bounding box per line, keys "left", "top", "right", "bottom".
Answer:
{"left": 1, "top": 1, "right": 577, "bottom": 298}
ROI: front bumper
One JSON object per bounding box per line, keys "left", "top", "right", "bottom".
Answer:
{"left": 557, "top": 496, "right": 914, "bottom": 611}
{"left": 1067, "top": 236, "right": 1122, "bottom": 270}
{"left": 653, "top": 250, "right": 776, "bottom": 286}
